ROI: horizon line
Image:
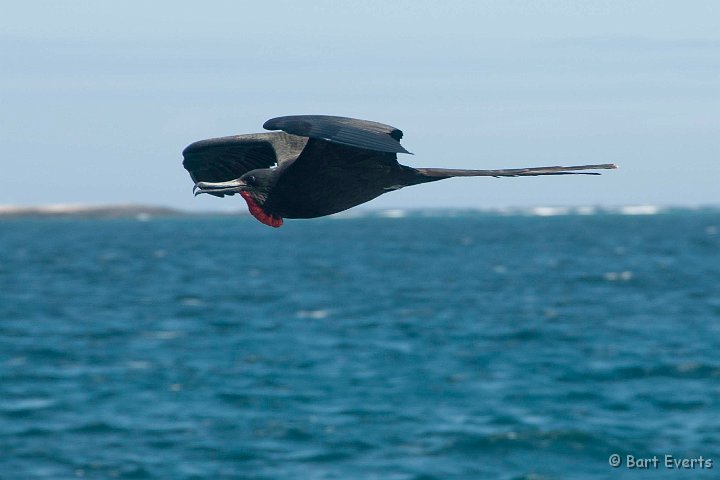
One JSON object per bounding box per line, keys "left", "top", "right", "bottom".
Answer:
{"left": 1, "top": 202, "right": 719, "bottom": 219}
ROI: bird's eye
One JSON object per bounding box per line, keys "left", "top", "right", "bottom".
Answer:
{"left": 246, "top": 175, "right": 256, "bottom": 185}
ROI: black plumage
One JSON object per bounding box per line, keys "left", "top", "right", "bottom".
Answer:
{"left": 183, "top": 115, "right": 616, "bottom": 227}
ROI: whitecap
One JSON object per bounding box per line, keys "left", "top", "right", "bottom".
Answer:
{"left": 530, "top": 206, "right": 570, "bottom": 216}
{"left": 179, "top": 297, "right": 203, "bottom": 306}
{"left": 604, "top": 271, "right": 633, "bottom": 281}
{"left": 297, "top": 309, "right": 329, "bottom": 319}
{"left": 99, "top": 251, "right": 119, "bottom": 261}
{"left": 619, "top": 205, "right": 662, "bottom": 215}
{"left": 621, "top": 271, "right": 633, "bottom": 280}
{"left": 379, "top": 209, "right": 407, "bottom": 218}
{"left": 0, "top": 398, "right": 57, "bottom": 412}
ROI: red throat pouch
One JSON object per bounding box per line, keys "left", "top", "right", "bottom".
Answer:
{"left": 240, "top": 192, "right": 283, "bottom": 228}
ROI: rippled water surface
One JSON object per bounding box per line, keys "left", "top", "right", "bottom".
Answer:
{"left": 1, "top": 211, "right": 719, "bottom": 479}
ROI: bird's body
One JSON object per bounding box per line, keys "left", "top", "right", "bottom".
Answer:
{"left": 183, "top": 115, "right": 616, "bottom": 227}
{"left": 263, "top": 142, "right": 434, "bottom": 219}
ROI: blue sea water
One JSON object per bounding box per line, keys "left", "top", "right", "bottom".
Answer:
{"left": 1, "top": 210, "right": 719, "bottom": 479}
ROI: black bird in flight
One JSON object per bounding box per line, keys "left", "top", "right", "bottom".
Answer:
{"left": 183, "top": 115, "right": 616, "bottom": 227}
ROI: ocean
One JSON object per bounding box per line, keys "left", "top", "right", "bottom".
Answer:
{"left": 1, "top": 209, "right": 719, "bottom": 479}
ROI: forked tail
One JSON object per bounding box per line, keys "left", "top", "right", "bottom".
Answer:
{"left": 415, "top": 163, "right": 617, "bottom": 178}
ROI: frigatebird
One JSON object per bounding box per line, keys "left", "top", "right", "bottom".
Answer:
{"left": 183, "top": 115, "right": 616, "bottom": 227}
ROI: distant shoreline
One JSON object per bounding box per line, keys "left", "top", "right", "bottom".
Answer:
{"left": 1, "top": 203, "right": 719, "bottom": 219}
{"left": 0, "top": 204, "right": 239, "bottom": 219}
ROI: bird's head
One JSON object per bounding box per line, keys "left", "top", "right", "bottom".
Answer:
{"left": 194, "top": 168, "right": 283, "bottom": 227}
{"left": 236, "top": 169, "right": 276, "bottom": 201}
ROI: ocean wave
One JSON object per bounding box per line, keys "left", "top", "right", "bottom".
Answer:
{"left": 68, "top": 421, "right": 129, "bottom": 434}
{"left": 427, "top": 428, "right": 612, "bottom": 455}
{"left": 0, "top": 398, "right": 57, "bottom": 413}
{"left": 322, "top": 204, "right": 692, "bottom": 218}
{"left": 378, "top": 209, "right": 408, "bottom": 218}
{"left": 296, "top": 309, "right": 330, "bottom": 319}
{"left": 529, "top": 206, "right": 571, "bottom": 216}
{"left": 603, "top": 271, "right": 634, "bottom": 282}
{"left": 567, "top": 363, "right": 720, "bottom": 382}
{"left": 618, "top": 205, "right": 664, "bottom": 215}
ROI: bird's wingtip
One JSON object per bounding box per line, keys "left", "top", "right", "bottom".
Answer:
{"left": 262, "top": 117, "right": 279, "bottom": 131}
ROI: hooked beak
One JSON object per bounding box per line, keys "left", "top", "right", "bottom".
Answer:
{"left": 193, "top": 179, "right": 248, "bottom": 196}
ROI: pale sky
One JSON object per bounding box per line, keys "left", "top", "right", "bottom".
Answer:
{"left": 2, "top": 1, "right": 719, "bottom": 211}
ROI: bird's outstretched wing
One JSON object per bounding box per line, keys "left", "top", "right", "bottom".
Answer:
{"left": 182, "top": 135, "right": 278, "bottom": 197}
{"left": 263, "top": 115, "right": 410, "bottom": 154}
